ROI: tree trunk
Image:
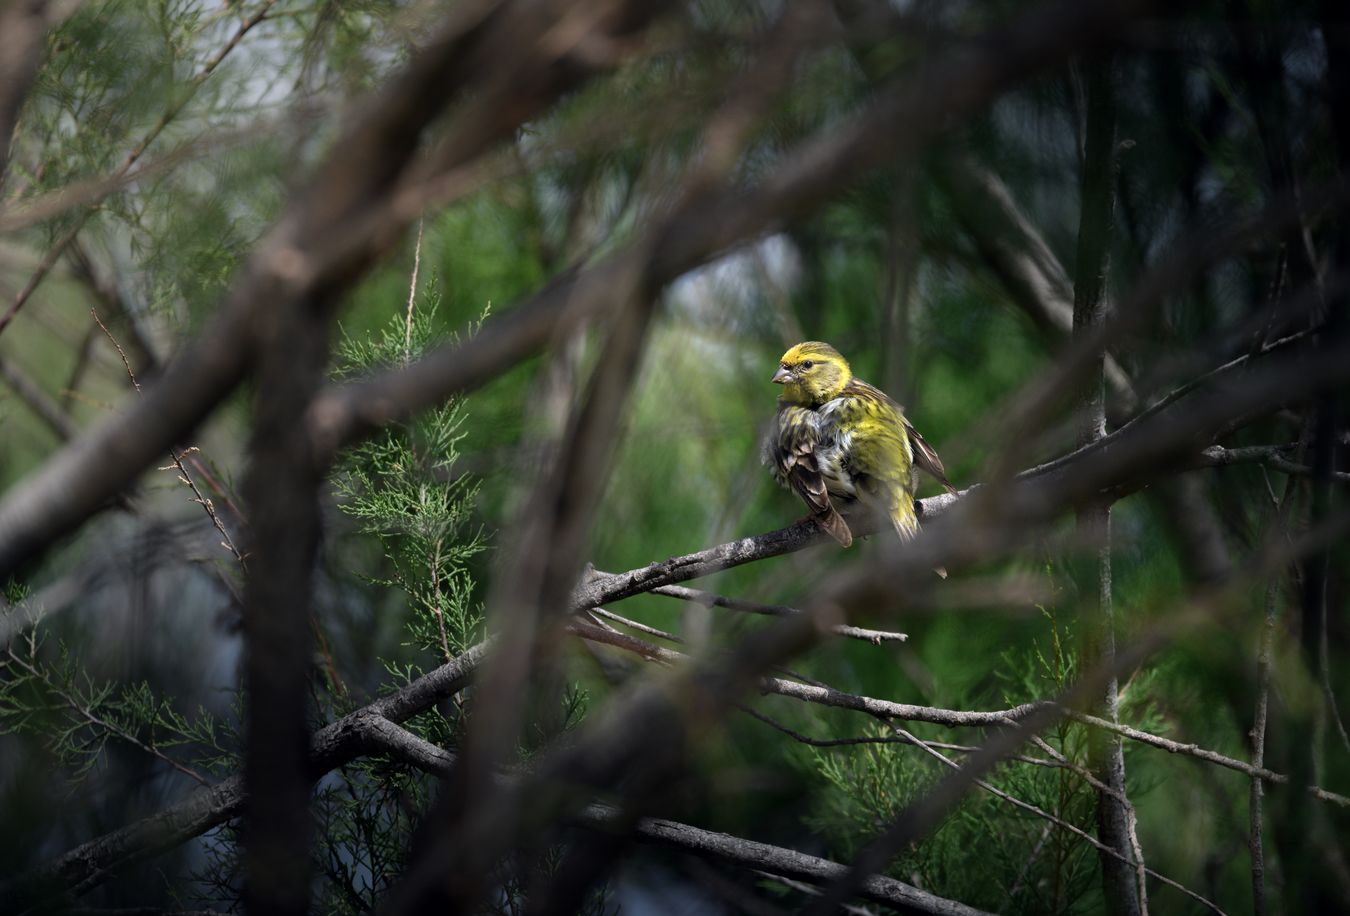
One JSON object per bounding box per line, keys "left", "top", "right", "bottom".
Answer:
{"left": 1073, "top": 53, "right": 1145, "bottom": 916}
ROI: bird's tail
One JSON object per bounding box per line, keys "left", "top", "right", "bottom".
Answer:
{"left": 892, "top": 501, "right": 947, "bottom": 578}
{"left": 817, "top": 507, "right": 854, "bottom": 547}
{"left": 890, "top": 500, "right": 918, "bottom": 542}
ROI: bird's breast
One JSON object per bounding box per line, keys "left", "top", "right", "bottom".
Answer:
{"left": 814, "top": 402, "right": 858, "bottom": 501}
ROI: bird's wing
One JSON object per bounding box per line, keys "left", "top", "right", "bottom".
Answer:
{"left": 788, "top": 460, "right": 853, "bottom": 547}
{"left": 842, "top": 377, "right": 961, "bottom": 491}
{"left": 836, "top": 380, "right": 913, "bottom": 488}
{"left": 904, "top": 419, "right": 958, "bottom": 495}
{"left": 847, "top": 379, "right": 957, "bottom": 495}
{"left": 829, "top": 382, "right": 917, "bottom": 541}
{"left": 767, "top": 406, "right": 853, "bottom": 547}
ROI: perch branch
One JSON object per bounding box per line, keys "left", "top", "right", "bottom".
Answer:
{"left": 649, "top": 583, "right": 908, "bottom": 643}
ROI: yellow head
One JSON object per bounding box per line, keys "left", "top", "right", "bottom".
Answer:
{"left": 772, "top": 341, "right": 852, "bottom": 406}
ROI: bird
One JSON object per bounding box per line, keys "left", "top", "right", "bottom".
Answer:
{"left": 762, "top": 341, "right": 956, "bottom": 552}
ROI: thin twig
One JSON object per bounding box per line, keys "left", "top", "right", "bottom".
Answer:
{"left": 91, "top": 308, "right": 243, "bottom": 565}
{"left": 403, "top": 217, "right": 424, "bottom": 364}
{"left": 570, "top": 617, "right": 1350, "bottom": 805}
{"left": 1250, "top": 577, "right": 1278, "bottom": 916}
{"left": 2, "top": 643, "right": 208, "bottom": 786}
{"left": 650, "top": 584, "right": 908, "bottom": 643}
{"left": 590, "top": 606, "right": 686, "bottom": 644}
{"left": 750, "top": 871, "right": 875, "bottom": 916}
{"left": 738, "top": 705, "right": 1065, "bottom": 770}
{"left": 888, "top": 723, "right": 1226, "bottom": 915}
{"left": 588, "top": 608, "right": 830, "bottom": 692}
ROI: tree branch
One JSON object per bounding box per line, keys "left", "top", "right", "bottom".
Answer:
{"left": 567, "top": 619, "right": 1350, "bottom": 805}
{"left": 353, "top": 714, "right": 995, "bottom": 916}
{"left": 0, "top": 0, "right": 57, "bottom": 190}
{"left": 648, "top": 583, "right": 908, "bottom": 643}
{"left": 0, "top": 350, "right": 78, "bottom": 441}
{"left": 567, "top": 343, "right": 1336, "bottom": 619}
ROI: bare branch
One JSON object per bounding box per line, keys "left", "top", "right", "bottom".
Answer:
{"left": 648, "top": 583, "right": 908, "bottom": 643}
{"left": 1199, "top": 443, "right": 1350, "bottom": 482}
{"left": 569, "top": 618, "right": 1350, "bottom": 804}
{"left": 888, "top": 724, "right": 1224, "bottom": 915}
{"left": 0, "top": 349, "right": 78, "bottom": 440}
{"left": 936, "top": 149, "right": 1137, "bottom": 411}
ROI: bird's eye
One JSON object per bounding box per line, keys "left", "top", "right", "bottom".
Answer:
{"left": 802, "top": 360, "right": 814, "bottom": 369}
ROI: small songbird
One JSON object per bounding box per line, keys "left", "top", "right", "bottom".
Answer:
{"left": 763, "top": 341, "right": 956, "bottom": 550}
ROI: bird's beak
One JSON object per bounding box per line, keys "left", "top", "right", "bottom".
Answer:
{"left": 772, "top": 366, "right": 792, "bottom": 385}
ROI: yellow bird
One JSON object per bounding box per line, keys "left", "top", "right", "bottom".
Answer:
{"left": 763, "top": 341, "right": 955, "bottom": 549}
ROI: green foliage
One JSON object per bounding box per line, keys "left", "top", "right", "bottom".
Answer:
{"left": 800, "top": 607, "right": 1161, "bottom": 915}
{"left": 280, "top": 290, "right": 484, "bottom": 911}
{"left": 0, "top": 621, "right": 232, "bottom": 786}
{"left": 333, "top": 290, "right": 488, "bottom": 662}
{"left": 310, "top": 756, "right": 435, "bottom": 915}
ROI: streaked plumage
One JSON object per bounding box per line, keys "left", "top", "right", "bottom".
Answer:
{"left": 763, "top": 341, "right": 955, "bottom": 550}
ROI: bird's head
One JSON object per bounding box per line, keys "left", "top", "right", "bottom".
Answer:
{"left": 772, "top": 341, "right": 852, "bottom": 406}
